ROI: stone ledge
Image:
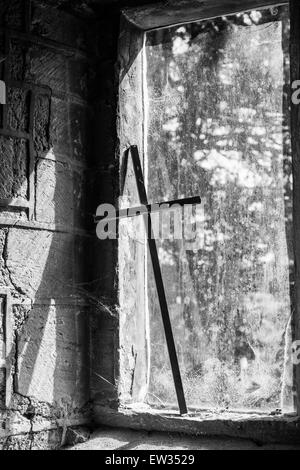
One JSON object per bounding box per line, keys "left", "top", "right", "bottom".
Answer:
{"left": 94, "top": 405, "right": 300, "bottom": 445}
{"left": 67, "top": 425, "right": 300, "bottom": 450}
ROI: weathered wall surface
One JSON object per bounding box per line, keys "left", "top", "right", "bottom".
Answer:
{"left": 0, "top": 0, "right": 138, "bottom": 447}
{"left": 1, "top": 0, "right": 297, "bottom": 450}
{"left": 88, "top": 0, "right": 158, "bottom": 412}
{"left": 0, "top": 0, "right": 98, "bottom": 449}
{"left": 88, "top": 2, "right": 148, "bottom": 410}
{"left": 88, "top": 8, "right": 120, "bottom": 409}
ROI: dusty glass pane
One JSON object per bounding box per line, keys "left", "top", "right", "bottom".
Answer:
{"left": 145, "top": 6, "right": 294, "bottom": 412}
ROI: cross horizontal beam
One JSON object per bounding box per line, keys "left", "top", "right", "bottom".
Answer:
{"left": 94, "top": 195, "right": 201, "bottom": 223}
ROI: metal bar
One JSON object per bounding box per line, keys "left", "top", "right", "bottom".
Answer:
{"left": 130, "top": 145, "right": 188, "bottom": 415}
{"left": 94, "top": 195, "right": 201, "bottom": 223}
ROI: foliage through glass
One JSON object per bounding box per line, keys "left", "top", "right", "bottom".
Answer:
{"left": 145, "top": 5, "right": 295, "bottom": 413}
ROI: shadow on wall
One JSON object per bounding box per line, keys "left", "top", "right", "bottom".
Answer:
{"left": 0, "top": 12, "right": 94, "bottom": 446}
{"left": 2, "top": 145, "right": 91, "bottom": 447}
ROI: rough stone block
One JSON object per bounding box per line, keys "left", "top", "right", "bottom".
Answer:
{"left": 97, "top": 20, "right": 118, "bottom": 61}
{"left": 0, "top": 135, "right": 29, "bottom": 201}
{"left": 26, "top": 46, "right": 67, "bottom": 93}
{"left": 92, "top": 99, "right": 116, "bottom": 166}
{"left": 93, "top": 170, "right": 116, "bottom": 206}
{"left": 0, "top": 208, "right": 27, "bottom": 220}
{"left": 88, "top": 237, "right": 117, "bottom": 299}
{"left": 6, "top": 229, "right": 74, "bottom": 299}
{"left": 0, "top": 296, "right": 5, "bottom": 407}
{"left": 70, "top": 103, "right": 91, "bottom": 162}
{"left": 7, "top": 87, "right": 30, "bottom": 132}
{"left": 65, "top": 426, "right": 90, "bottom": 446}
{"left": 68, "top": 59, "right": 89, "bottom": 100}
{"left": 73, "top": 169, "right": 88, "bottom": 229}
{"left": 33, "top": 93, "right": 51, "bottom": 158}
{"left": 35, "top": 158, "right": 73, "bottom": 226}
{"left": 0, "top": 35, "right": 5, "bottom": 98}
{"left": 8, "top": 40, "right": 26, "bottom": 82}
{"left": 0, "top": 295, "right": 4, "bottom": 339}
{"left": 0, "top": 0, "right": 24, "bottom": 30}
{"left": 73, "top": 235, "right": 87, "bottom": 290}
{"left": 90, "top": 317, "right": 116, "bottom": 400}
{"left": 2, "top": 433, "right": 32, "bottom": 450}
{"left": 13, "top": 304, "right": 31, "bottom": 330}
{"left": 50, "top": 97, "right": 70, "bottom": 156}
{"left": 16, "top": 305, "right": 89, "bottom": 406}
{"left": 96, "top": 59, "right": 115, "bottom": 101}
{"left": 30, "top": 428, "right": 63, "bottom": 450}
{"left": 31, "top": 3, "right": 89, "bottom": 51}
{"left": 0, "top": 368, "right": 5, "bottom": 407}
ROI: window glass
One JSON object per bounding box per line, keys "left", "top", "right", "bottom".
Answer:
{"left": 145, "top": 5, "right": 294, "bottom": 412}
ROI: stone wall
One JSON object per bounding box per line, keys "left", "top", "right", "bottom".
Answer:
{"left": 0, "top": 0, "right": 99, "bottom": 449}
{"left": 1, "top": 0, "right": 297, "bottom": 450}
{"left": 0, "top": 0, "right": 132, "bottom": 448}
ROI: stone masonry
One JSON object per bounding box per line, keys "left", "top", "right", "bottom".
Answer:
{"left": 0, "top": 0, "right": 102, "bottom": 449}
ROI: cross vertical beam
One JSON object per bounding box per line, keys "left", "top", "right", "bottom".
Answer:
{"left": 129, "top": 145, "right": 188, "bottom": 415}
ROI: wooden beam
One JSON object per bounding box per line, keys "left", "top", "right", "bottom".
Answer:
{"left": 290, "top": 0, "right": 300, "bottom": 417}
{"left": 123, "top": 0, "right": 288, "bottom": 31}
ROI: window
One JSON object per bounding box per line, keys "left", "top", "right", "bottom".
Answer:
{"left": 117, "top": 1, "right": 300, "bottom": 423}
{"left": 145, "top": 4, "right": 294, "bottom": 413}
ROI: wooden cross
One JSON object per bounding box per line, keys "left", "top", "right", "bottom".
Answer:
{"left": 96, "top": 145, "right": 201, "bottom": 415}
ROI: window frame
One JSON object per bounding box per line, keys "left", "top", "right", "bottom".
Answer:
{"left": 99, "top": 0, "right": 300, "bottom": 442}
